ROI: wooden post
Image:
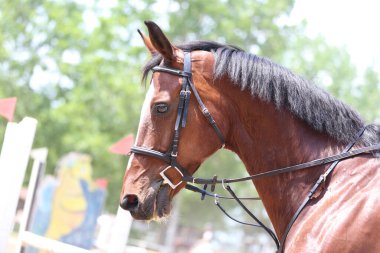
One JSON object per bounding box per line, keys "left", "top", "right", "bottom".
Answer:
{"left": 0, "top": 117, "right": 37, "bottom": 253}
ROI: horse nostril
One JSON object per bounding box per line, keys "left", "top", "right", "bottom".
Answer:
{"left": 120, "top": 194, "right": 139, "bottom": 211}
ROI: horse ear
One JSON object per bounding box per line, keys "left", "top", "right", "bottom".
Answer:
{"left": 137, "top": 29, "right": 157, "bottom": 55}
{"left": 144, "top": 21, "right": 177, "bottom": 61}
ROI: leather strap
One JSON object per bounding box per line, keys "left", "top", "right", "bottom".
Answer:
{"left": 169, "top": 51, "right": 192, "bottom": 169}
{"left": 181, "top": 52, "right": 192, "bottom": 127}
{"left": 130, "top": 146, "right": 190, "bottom": 177}
{"left": 187, "top": 143, "right": 380, "bottom": 185}
{"left": 188, "top": 79, "right": 225, "bottom": 146}
{"left": 152, "top": 66, "right": 191, "bottom": 77}
{"left": 185, "top": 183, "right": 260, "bottom": 200}
{"left": 224, "top": 184, "right": 280, "bottom": 249}
{"left": 130, "top": 146, "right": 171, "bottom": 163}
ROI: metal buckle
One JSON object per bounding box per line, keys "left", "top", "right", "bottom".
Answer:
{"left": 160, "top": 166, "right": 184, "bottom": 189}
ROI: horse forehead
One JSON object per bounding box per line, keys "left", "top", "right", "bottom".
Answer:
{"left": 191, "top": 50, "right": 215, "bottom": 76}
{"left": 191, "top": 50, "right": 214, "bottom": 62}
{"left": 152, "top": 73, "right": 181, "bottom": 95}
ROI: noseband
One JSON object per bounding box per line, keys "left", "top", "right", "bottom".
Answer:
{"left": 130, "top": 51, "right": 225, "bottom": 189}
{"left": 129, "top": 50, "right": 380, "bottom": 252}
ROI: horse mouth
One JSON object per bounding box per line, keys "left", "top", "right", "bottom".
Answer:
{"left": 130, "top": 180, "right": 172, "bottom": 220}
{"left": 154, "top": 182, "right": 172, "bottom": 219}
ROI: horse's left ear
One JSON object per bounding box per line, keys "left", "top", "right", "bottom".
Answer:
{"left": 144, "top": 21, "right": 177, "bottom": 61}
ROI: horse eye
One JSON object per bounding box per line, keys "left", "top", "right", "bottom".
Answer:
{"left": 154, "top": 103, "right": 169, "bottom": 114}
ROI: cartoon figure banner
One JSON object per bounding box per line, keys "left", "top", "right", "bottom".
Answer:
{"left": 27, "top": 152, "right": 107, "bottom": 252}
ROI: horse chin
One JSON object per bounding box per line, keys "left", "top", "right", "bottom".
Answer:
{"left": 129, "top": 182, "right": 172, "bottom": 221}
{"left": 153, "top": 184, "right": 172, "bottom": 220}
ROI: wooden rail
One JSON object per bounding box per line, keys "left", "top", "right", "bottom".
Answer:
{"left": 19, "top": 231, "right": 91, "bottom": 253}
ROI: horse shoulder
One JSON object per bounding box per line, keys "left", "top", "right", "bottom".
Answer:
{"left": 286, "top": 156, "right": 380, "bottom": 253}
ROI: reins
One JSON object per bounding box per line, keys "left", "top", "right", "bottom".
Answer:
{"left": 130, "top": 50, "right": 380, "bottom": 252}
{"left": 183, "top": 140, "right": 380, "bottom": 185}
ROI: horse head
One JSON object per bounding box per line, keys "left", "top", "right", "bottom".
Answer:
{"left": 120, "top": 21, "right": 228, "bottom": 220}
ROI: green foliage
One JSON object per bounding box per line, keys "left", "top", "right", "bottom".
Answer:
{"left": 0, "top": 0, "right": 158, "bottom": 211}
{"left": 0, "top": 1, "right": 379, "bottom": 242}
{"left": 346, "top": 67, "right": 380, "bottom": 122}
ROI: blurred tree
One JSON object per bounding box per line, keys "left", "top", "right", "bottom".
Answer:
{"left": 350, "top": 67, "right": 380, "bottom": 122}
{"left": 0, "top": 0, "right": 157, "bottom": 210}
{"left": 0, "top": 1, "right": 379, "bottom": 251}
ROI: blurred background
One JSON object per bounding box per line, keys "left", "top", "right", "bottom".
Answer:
{"left": 1, "top": 0, "right": 379, "bottom": 252}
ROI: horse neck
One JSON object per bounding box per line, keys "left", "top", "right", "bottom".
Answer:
{"left": 218, "top": 80, "right": 342, "bottom": 237}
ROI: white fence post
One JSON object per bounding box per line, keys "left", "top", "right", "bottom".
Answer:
{"left": 106, "top": 207, "right": 133, "bottom": 253}
{"left": 15, "top": 148, "right": 48, "bottom": 253}
{"left": 0, "top": 117, "right": 37, "bottom": 253}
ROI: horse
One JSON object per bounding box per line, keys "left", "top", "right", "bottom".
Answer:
{"left": 120, "top": 21, "right": 380, "bottom": 252}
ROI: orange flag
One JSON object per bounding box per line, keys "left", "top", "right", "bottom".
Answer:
{"left": 0, "top": 97, "right": 17, "bottom": 122}
{"left": 109, "top": 134, "right": 134, "bottom": 155}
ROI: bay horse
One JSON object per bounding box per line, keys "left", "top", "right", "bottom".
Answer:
{"left": 120, "top": 21, "right": 380, "bottom": 252}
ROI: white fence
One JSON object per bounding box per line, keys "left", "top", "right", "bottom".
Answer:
{"left": 0, "top": 116, "right": 133, "bottom": 253}
{"left": 18, "top": 231, "right": 91, "bottom": 253}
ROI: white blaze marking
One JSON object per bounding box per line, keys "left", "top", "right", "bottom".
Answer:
{"left": 125, "top": 81, "right": 154, "bottom": 170}
{"left": 135, "top": 80, "right": 155, "bottom": 147}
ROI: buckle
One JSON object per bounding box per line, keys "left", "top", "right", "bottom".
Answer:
{"left": 180, "top": 90, "right": 186, "bottom": 97}
{"left": 160, "top": 166, "right": 183, "bottom": 189}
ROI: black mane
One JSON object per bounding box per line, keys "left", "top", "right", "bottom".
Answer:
{"left": 143, "top": 41, "right": 380, "bottom": 147}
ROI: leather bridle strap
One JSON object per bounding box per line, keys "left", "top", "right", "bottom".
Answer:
{"left": 130, "top": 51, "right": 193, "bottom": 189}
{"left": 188, "top": 77, "right": 225, "bottom": 146}
{"left": 130, "top": 146, "right": 171, "bottom": 163}
{"left": 150, "top": 68, "right": 225, "bottom": 145}
{"left": 185, "top": 142, "right": 380, "bottom": 185}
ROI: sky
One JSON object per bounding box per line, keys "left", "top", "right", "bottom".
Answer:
{"left": 290, "top": 0, "right": 380, "bottom": 73}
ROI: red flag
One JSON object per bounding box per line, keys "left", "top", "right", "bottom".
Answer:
{"left": 0, "top": 97, "right": 17, "bottom": 122}
{"left": 109, "top": 134, "right": 134, "bottom": 155}
{"left": 95, "top": 178, "right": 108, "bottom": 189}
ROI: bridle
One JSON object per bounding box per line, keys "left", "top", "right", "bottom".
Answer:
{"left": 129, "top": 50, "right": 380, "bottom": 252}
{"left": 130, "top": 51, "right": 225, "bottom": 189}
